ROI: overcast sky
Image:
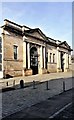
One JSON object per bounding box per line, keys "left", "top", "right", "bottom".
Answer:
{"left": 0, "top": 2, "right": 72, "bottom": 48}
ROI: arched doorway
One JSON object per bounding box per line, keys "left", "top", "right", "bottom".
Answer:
{"left": 30, "top": 47, "right": 38, "bottom": 75}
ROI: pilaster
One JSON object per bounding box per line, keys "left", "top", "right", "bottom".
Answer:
{"left": 57, "top": 47, "right": 62, "bottom": 72}
{"left": 23, "top": 41, "right": 26, "bottom": 68}
{"left": 27, "top": 43, "right": 30, "bottom": 69}
{"left": 43, "top": 47, "right": 46, "bottom": 69}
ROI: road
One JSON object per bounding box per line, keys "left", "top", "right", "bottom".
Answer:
{"left": 2, "top": 76, "right": 72, "bottom": 118}
{"left": 54, "top": 102, "right": 73, "bottom": 119}
{"left": 2, "top": 88, "right": 73, "bottom": 119}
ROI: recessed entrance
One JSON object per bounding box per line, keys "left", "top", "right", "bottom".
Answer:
{"left": 30, "top": 47, "right": 38, "bottom": 75}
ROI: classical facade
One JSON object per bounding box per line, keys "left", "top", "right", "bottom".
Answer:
{"left": 0, "top": 19, "right": 72, "bottom": 78}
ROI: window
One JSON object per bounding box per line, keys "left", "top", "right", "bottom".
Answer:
{"left": 0, "top": 37, "right": 2, "bottom": 53}
{"left": 0, "top": 42, "right": 2, "bottom": 53}
{"left": 14, "top": 45, "right": 18, "bottom": 60}
{"left": 0, "top": 54, "right": 2, "bottom": 63}
{"left": 0, "top": 64, "right": 2, "bottom": 71}
{"left": 0, "top": 37, "right": 1, "bottom": 42}
{"left": 53, "top": 54, "right": 55, "bottom": 63}
{"left": 0, "top": 54, "right": 2, "bottom": 71}
{"left": 50, "top": 53, "right": 52, "bottom": 63}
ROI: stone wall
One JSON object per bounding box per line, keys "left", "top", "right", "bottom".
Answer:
{"left": 70, "top": 63, "right": 74, "bottom": 71}
{"left": 47, "top": 63, "right": 57, "bottom": 73}
{"left": 3, "top": 31, "right": 23, "bottom": 77}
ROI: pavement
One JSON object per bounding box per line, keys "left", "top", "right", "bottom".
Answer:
{"left": 0, "top": 71, "right": 73, "bottom": 89}
{"left": 0, "top": 72, "right": 73, "bottom": 119}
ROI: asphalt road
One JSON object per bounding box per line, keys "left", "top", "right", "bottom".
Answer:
{"left": 54, "top": 89, "right": 74, "bottom": 119}
{"left": 54, "top": 102, "right": 73, "bottom": 119}
{"left": 2, "top": 88, "right": 73, "bottom": 119}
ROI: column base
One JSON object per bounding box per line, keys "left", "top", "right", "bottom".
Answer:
{"left": 23, "top": 68, "right": 32, "bottom": 76}
{"left": 57, "top": 68, "right": 62, "bottom": 72}
{"left": 39, "top": 68, "right": 47, "bottom": 74}
{"left": 42, "top": 68, "right": 47, "bottom": 74}
{"left": 64, "top": 68, "right": 69, "bottom": 72}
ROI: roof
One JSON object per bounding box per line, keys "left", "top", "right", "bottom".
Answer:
{"left": 1, "top": 19, "right": 73, "bottom": 51}
{"left": 1, "top": 19, "right": 31, "bottom": 31}
{"left": 58, "top": 41, "right": 73, "bottom": 51}
{"left": 4, "top": 19, "right": 30, "bottom": 29}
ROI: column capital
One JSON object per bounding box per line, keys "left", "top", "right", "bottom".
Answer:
{"left": 57, "top": 47, "right": 59, "bottom": 50}
{"left": 23, "top": 36, "right": 28, "bottom": 42}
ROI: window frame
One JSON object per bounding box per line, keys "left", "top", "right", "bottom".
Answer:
{"left": 0, "top": 54, "right": 2, "bottom": 63}
{"left": 0, "top": 40, "right": 2, "bottom": 53}
{"left": 50, "top": 53, "right": 52, "bottom": 63}
{"left": 53, "top": 54, "right": 55, "bottom": 63}
{"left": 13, "top": 45, "right": 18, "bottom": 60}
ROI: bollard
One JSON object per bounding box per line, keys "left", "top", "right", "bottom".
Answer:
{"left": 63, "top": 81, "right": 65, "bottom": 92}
{"left": 20, "top": 80, "right": 24, "bottom": 88}
{"left": 33, "top": 81, "right": 36, "bottom": 89}
{"left": 6, "top": 82, "right": 8, "bottom": 86}
{"left": 13, "top": 80, "right": 15, "bottom": 87}
{"left": 46, "top": 81, "right": 49, "bottom": 90}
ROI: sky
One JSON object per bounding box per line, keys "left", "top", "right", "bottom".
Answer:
{"left": 0, "top": 2, "right": 72, "bottom": 49}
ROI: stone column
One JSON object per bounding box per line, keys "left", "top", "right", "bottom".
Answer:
{"left": 27, "top": 43, "right": 30, "bottom": 69}
{"left": 57, "top": 49, "right": 59, "bottom": 69}
{"left": 65, "top": 53, "right": 69, "bottom": 71}
{"left": 66, "top": 53, "right": 68, "bottom": 69}
{"left": 43, "top": 47, "right": 46, "bottom": 68}
{"left": 48, "top": 49, "right": 50, "bottom": 63}
{"left": 23, "top": 36, "right": 27, "bottom": 76}
{"left": 40, "top": 46, "right": 43, "bottom": 69}
{"left": 69, "top": 54, "right": 71, "bottom": 64}
{"left": 59, "top": 51, "right": 61, "bottom": 69}
{"left": 57, "top": 48, "right": 61, "bottom": 72}
{"left": 23, "top": 41, "right": 26, "bottom": 68}
{"left": 37, "top": 47, "right": 40, "bottom": 74}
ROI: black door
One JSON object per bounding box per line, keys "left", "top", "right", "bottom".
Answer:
{"left": 30, "top": 47, "right": 38, "bottom": 75}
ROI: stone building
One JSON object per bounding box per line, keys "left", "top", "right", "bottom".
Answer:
{"left": 0, "top": 19, "right": 73, "bottom": 78}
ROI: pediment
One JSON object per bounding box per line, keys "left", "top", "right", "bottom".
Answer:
{"left": 60, "top": 43, "right": 68, "bottom": 48}
{"left": 4, "top": 30, "right": 11, "bottom": 35}
{"left": 26, "top": 28, "right": 47, "bottom": 40}
{"left": 59, "top": 41, "right": 70, "bottom": 49}
{"left": 30, "top": 31, "right": 45, "bottom": 40}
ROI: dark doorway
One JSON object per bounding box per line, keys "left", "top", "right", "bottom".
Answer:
{"left": 30, "top": 47, "right": 38, "bottom": 75}
{"left": 61, "top": 52, "right": 64, "bottom": 72}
